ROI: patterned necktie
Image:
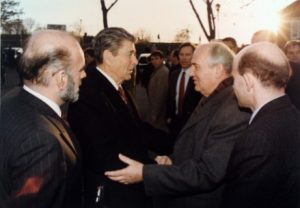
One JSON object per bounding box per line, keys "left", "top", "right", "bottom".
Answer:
{"left": 178, "top": 71, "right": 185, "bottom": 114}
{"left": 118, "top": 86, "right": 128, "bottom": 104}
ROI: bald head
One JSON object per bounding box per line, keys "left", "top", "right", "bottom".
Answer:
{"left": 21, "top": 30, "right": 83, "bottom": 85}
{"left": 251, "top": 29, "right": 277, "bottom": 44}
{"left": 235, "top": 42, "right": 291, "bottom": 88}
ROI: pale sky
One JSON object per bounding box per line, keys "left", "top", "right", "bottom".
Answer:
{"left": 19, "top": 0, "right": 295, "bottom": 46}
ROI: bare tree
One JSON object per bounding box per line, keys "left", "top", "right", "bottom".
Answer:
{"left": 23, "top": 18, "right": 36, "bottom": 34}
{"left": 1, "top": 0, "right": 23, "bottom": 34}
{"left": 100, "top": 0, "right": 118, "bottom": 29}
{"left": 189, "top": 0, "right": 216, "bottom": 41}
{"left": 174, "top": 29, "right": 191, "bottom": 42}
{"left": 133, "top": 28, "right": 152, "bottom": 42}
{"left": 10, "top": 18, "right": 26, "bottom": 34}
{"left": 70, "top": 19, "right": 85, "bottom": 36}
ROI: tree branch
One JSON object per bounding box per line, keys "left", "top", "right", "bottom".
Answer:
{"left": 240, "top": 0, "right": 255, "bottom": 9}
{"left": 107, "top": 0, "right": 118, "bottom": 11}
{"left": 189, "top": 0, "right": 210, "bottom": 41}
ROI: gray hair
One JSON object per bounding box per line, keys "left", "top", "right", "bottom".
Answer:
{"left": 20, "top": 30, "right": 76, "bottom": 86}
{"left": 207, "top": 42, "right": 234, "bottom": 74}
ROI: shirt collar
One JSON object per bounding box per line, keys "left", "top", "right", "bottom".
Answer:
{"left": 96, "top": 67, "right": 119, "bottom": 90}
{"left": 23, "top": 85, "right": 62, "bottom": 117}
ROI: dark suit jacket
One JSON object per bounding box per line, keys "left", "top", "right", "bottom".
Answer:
{"left": 67, "top": 67, "right": 171, "bottom": 208}
{"left": 0, "top": 88, "right": 82, "bottom": 208}
{"left": 286, "top": 61, "right": 300, "bottom": 110}
{"left": 143, "top": 77, "right": 250, "bottom": 208}
{"left": 167, "top": 68, "right": 202, "bottom": 137}
{"left": 222, "top": 95, "right": 300, "bottom": 208}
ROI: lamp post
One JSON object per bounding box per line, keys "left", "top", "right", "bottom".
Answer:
{"left": 215, "top": 3, "right": 221, "bottom": 39}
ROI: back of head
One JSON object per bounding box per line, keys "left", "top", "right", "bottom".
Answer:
{"left": 251, "top": 29, "right": 277, "bottom": 44}
{"left": 84, "top": 47, "right": 95, "bottom": 58}
{"left": 20, "top": 30, "right": 79, "bottom": 86}
{"left": 93, "top": 27, "right": 135, "bottom": 64}
{"left": 237, "top": 42, "right": 291, "bottom": 89}
{"left": 222, "top": 37, "right": 238, "bottom": 53}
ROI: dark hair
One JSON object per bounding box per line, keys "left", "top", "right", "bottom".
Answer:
{"left": 93, "top": 27, "right": 135, "bottom": 64}
{"left": 150, "top": 50, "right": 164, "bottom": 59}
{"left": 178, "top": 42, "right": 195, "bottom": 53}
{"left": 238, "top": 51, "right": 291, "bottom": 88}
{"left": 84, "top": 47, "right": 95, "bottom": 58}
{"left": 208, "top": 42, "right": 234, "bottom": 74}
{"left": 172, "top": 49, "right": 179, "bottom": 59}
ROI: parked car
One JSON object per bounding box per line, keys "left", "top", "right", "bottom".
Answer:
{"left": 136, "top": 53, "right": 151, "bottom": 86}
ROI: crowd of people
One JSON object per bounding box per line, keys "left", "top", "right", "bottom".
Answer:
{"left": 1, "top": 27, "right": 300, "bottom": 208}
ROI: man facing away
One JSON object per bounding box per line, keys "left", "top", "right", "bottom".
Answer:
{"left": 67, "top": 27, "right": 172, "bottom": 208}
{"left": 0, "top": 30, "right": 86, "bottom": 208}
{"left": 222, "top": 42, "right": 300, "bottom": 208}
{"left": 105, "top": 42, "right": 250, "bottom": 208}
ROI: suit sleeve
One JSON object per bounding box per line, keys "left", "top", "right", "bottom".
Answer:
{"left": 9, "top": 131, "right": 65, "bottom": 208}
{"left": 143, "top": 102, "right": 249, "bottom": 197}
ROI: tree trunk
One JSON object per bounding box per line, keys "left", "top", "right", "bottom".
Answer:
{"left": 100, "top": 0, "right": 118, "bottom": 29}
{"left": 189, "top": 0, "right": 216, "bottom": 41}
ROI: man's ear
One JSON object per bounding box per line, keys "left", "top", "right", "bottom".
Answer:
{"left": 243, "top": 72, "right": 254, "bottom": 92}
{"left": 55, "top": 70, "right": 68, "bottom": 90}
{"left": 103, "top": 50, "right": 113, "bottom": 66}
{"left": 215, "top": 64, "right": 225, "bottom": 79}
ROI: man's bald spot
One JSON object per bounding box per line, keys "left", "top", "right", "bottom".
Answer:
{"left": 24, "top": 30, "right": 79, "bottom": 59}
{"left": 251, "top": 29, "right": 277, "bottom": 44}
{"left": 238, "top": 42, "right": 287, "bottom": 68}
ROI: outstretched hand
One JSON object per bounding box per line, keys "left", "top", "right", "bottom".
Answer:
{"left": 105, "top": 154, "right": 144, "bottom": 184}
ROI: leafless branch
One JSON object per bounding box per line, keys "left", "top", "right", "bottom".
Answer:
{"left": 107, "top": 0, "right": 118, "bottom": 11}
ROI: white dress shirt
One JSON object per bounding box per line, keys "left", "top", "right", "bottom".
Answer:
{"left": 23, "top": 85, "right": 62, "bottom": 117}
{"left": 175, "top": 67, "right": 191, "bottom": 113}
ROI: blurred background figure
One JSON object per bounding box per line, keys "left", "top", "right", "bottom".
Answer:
{"left": 84, "top": 47, "right": 97, "bottom": 70}
{"left": 251, "top": 29, "right": 277, "bottom": 44}
{"left": 167, "top": 49, "right": 181, "bottom": 74}
{"left": 284, "top": 40, "right": 300, "bottom": 110}
{"left": 147, "top": 50, "right": 169, "bottom": 132}
{"left": 284, "top": 40, "right": 300, "bottom": 65}
{"left": 222, "top": 37, "right": 239, "bottom": 54}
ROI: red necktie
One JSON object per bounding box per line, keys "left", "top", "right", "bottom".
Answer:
{"left": 178, "top": 71, "right": 185, "bottom": 114}
{"left": 118, "top": 86, "right": 128, "bottom": 104}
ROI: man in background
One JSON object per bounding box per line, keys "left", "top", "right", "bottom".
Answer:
{"left": 284, "top": 40, "right": 300, "bottom": 110}
{"left": 0, "top": 30, "right": 86, "bottom": 208}
{"left": 166, "top": 42, "right": 202, "bottom": 138}
{"left": 147, "top": 50, "right": 169, "bottom": 132}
